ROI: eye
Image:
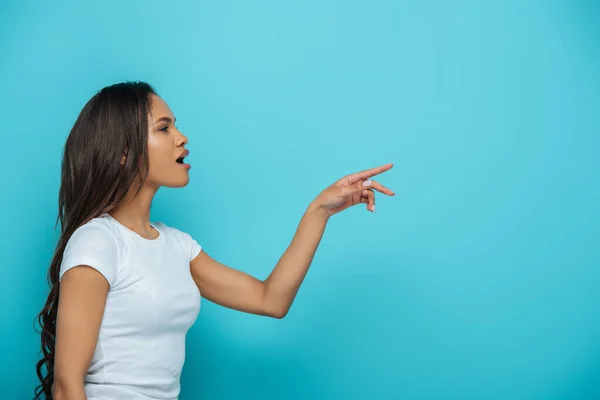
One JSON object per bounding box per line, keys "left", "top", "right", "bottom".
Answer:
{"left": 159, "top": 125, "right": 169, "bottom": 133}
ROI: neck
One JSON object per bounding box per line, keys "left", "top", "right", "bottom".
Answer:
{"left": 109, "top": 182, "right": 159, "bottom": 238}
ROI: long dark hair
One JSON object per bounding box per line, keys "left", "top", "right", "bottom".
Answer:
{"left": 34, "top": 81, "right": 156, "bottom": 399}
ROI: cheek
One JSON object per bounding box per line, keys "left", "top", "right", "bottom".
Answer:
{"left": 147, "top": 138, "right": 171, "bottom": 169}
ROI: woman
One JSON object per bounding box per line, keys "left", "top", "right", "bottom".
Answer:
{"left": 34, "top": 81, "right": 394, "bottom": 400}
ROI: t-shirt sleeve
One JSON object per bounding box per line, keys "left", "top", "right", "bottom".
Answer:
{"left": 59, "top": 222, "right": 121, "bottom": 286}
{"left": 182, "top": 231, "right": 202, "bottom": 262}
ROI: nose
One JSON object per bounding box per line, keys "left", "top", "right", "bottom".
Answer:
{"left": 176, "top": 130, "right": 188, "bottom": 146}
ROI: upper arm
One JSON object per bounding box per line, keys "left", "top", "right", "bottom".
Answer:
{"left": 190, "top": 251, "right": 275, "bottom": 317}
{"left": 54, "top": 221, "right": 120, "bottom": 388}
{"left": 54, "top": 265, "right": 109, "bottom": 388}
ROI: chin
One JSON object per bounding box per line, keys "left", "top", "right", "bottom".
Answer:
{"left": 165, "top": 176, "right": 190, "bottom": 188}
{"left": 172, "top": 180, "right": 190, "bottom": 188}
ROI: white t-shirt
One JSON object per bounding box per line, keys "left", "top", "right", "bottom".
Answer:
{"left": 59, "top": 213, "right": 203, "bottom": 400}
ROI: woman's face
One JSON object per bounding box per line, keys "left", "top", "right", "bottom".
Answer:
{"left": 144, "top": 94, "right": 191, "bottom": 188}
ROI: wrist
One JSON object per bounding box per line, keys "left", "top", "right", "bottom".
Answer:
{"left": 307, "top": 201, "right": 331, "bottom": 222}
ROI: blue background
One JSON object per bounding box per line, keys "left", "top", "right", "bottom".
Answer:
{"left": 1, "top": 0, "right": 599, "bottom": 398}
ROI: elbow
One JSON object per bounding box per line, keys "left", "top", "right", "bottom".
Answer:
{"left": 263, "top": 301, "right": 289, "bottom": 319}
{"left": 269, "top": 308, "right": 288, "bottom": 319}
{"left": 261, "top": 282, "right": 290, "bottom": 319}
{"left": 52, "top": 376, "right": 85, "bottom": 400}
{"left": 52, "top": 379, "right": 67, "bottom": 400}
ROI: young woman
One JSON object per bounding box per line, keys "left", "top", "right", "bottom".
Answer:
{"left": 34, "top": 81, "right": 394, "bottom": 400}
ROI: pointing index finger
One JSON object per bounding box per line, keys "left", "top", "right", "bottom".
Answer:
{"left": 346, "top": 163, "right": 393, "bottom": 184}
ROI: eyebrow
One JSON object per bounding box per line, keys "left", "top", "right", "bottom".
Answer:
{"left": 153, "top": 116, "right": 176, "bottom": 126}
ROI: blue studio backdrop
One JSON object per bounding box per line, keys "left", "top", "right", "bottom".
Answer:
{"left": 0, "top": 0, "right": 599, "bottom": 399}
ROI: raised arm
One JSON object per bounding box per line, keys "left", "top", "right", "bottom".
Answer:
{"left": 190, "top": 163, "right": 395, "bottom": 318}
{"left": 191, "top": 202, "right": 327, "bottom": 318}
{"left": 53, "top": 266, "right": 109, "bottom": 400}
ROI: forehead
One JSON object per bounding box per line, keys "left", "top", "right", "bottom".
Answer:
{"left": 148, "top": 94, "right": 174, "bottom": 121}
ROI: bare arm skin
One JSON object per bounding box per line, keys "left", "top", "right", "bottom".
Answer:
{"left": 190, "top": 163, "right": 395, "bottom": 318}
{"left": 190, "top": 202, "right": 327, "bottom": 319}
{"left": 53, "top": 266, "right": 109, "bottom": 400}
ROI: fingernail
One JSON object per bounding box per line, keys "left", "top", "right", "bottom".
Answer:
{"left": 363, "top": 180, "right": 372, "bottom": 187}
{"left": 372, "top": 204, "right": 376, "bottom": 212}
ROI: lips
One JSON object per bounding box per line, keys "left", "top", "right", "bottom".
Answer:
{"left": 176, "top": 149, "right": 189, "bottom": 164}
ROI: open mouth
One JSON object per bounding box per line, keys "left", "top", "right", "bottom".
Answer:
{"left": 176, "top": 149, "right": 189, "bottom": 165}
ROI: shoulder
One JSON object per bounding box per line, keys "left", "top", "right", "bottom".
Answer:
{"left": 69, "top": 215, "right": 122, "bottom": 246}
{"left": 60, "top": 215, "right": 124, "bottom": 284}
{"left": 154, "top": 221, "right": 202, "bottom": 261}
{"left": 64, "top": 215, "right": 124, "bottom": 260}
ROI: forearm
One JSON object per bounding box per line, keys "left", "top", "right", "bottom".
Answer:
{"left": 263, "top": 202, "right": 329, "bottom": 317}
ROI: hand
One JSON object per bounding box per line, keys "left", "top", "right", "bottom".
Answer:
{"left": 312, "top": 163, "right": 395, "bottom": 217}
